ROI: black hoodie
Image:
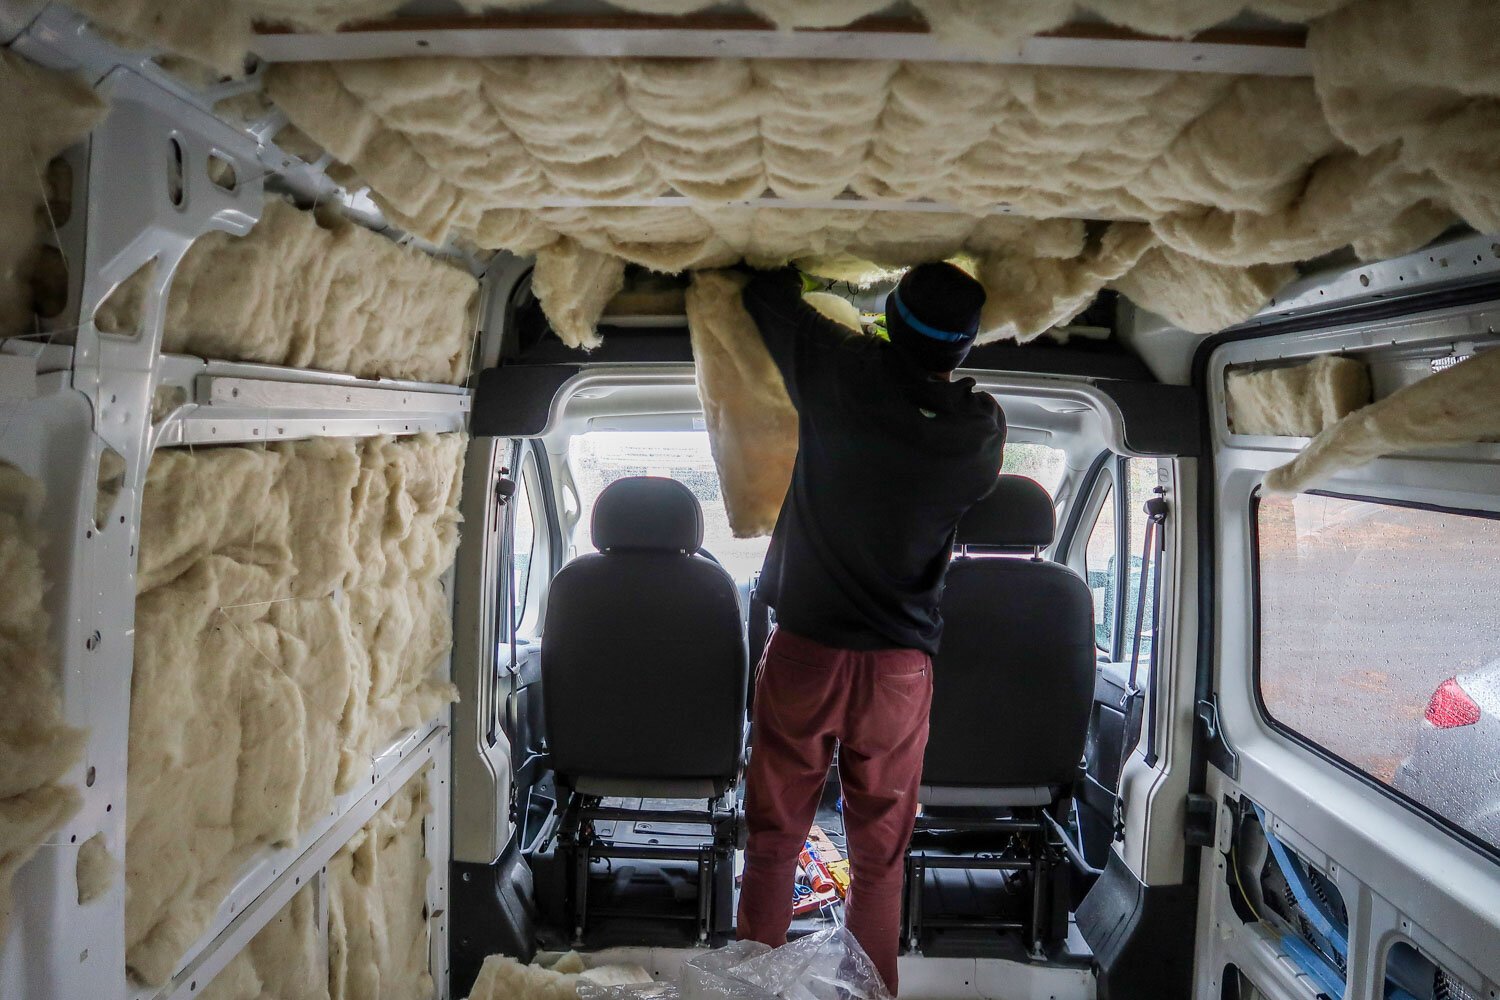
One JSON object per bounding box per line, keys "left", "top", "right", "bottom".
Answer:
{"left": 742, "top": 269, "right": 1006, "bottom": 656}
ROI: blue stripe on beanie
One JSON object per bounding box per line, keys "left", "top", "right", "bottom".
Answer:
{"left": 890, "top": 287, "right": 973, "bottom": 344}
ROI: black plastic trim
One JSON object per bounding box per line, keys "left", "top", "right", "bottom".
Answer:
{"left": 1249, "top": 488, "right": 1500, "bottom": 866}
{"left": 1076, "top": 850, "right": 1197, "bottom": 1000}
{"left": 472, "top": 364, "right": 582, "bottom": 437}
{"left": 1095, "top": 381, "right": 1203, "bottom": 458}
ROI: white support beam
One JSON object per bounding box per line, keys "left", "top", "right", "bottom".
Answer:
{"left": 250, "top": 14, "right": 1311, "bottom": 77}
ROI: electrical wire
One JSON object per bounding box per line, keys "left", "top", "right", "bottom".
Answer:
{"left": 1230, "top": 842, "right": 1262, "bottom": 922}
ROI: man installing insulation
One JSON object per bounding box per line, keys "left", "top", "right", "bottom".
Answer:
{"left": 735, "top": 263, "right": 1006, "bottom": 993}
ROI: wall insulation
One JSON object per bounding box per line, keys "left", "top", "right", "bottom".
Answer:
{"left": 126, "top": 432, "right": 464, "bottom": 987}
{"left": 1225, "top": 355, "right": 1372, "bottom": 436}
{"left": 128, "top": 197, "right": 480, "bottom": 384}
{"left": 198, "top": 769, "right": 432, "bottom": 1000}
{"left": 198, "top": 882, "right": 328, "bottom": 1000}
{"left": 0, "top": 51, "right": 107, "bottom": 337}
{"left": 1265, "top": 348, "right": 1500, "bottom": 493}
{"left": 328, "top": 770, "right": 433, "bottom": 1000}
{"left": 0, "top": 464, "right": 85, "bottom": 938}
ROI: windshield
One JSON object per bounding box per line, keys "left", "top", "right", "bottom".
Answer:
{"left": 566, "top": 431, "right": 1069, "bottom": 582}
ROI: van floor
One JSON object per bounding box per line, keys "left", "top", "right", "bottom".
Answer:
{"left": 551, "top": 773, "right": 1092, "bottom": 968}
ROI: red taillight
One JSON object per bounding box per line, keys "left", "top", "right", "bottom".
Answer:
{"left": 1425, "top": 677, "right": 1481, "bottom": 728}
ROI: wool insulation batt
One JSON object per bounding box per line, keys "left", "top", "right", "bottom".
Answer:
{"left": 127, "top": 432, "right": 464, "bottom": 987}
{"left": 686, "top": 270, "right": 799, "bottom": 538}
{"left": 145, "top": 198, "right": 478, "bottom": 384}
{"left": 198, "top": 882, "right": 328, "bottom": 1000}
{"left": 0, "top": 52, "right": 107, "bottom": 336}
{"left": 1225, "top": 355, "right": 1371, "bottom": 436}
{"left": 328, "top": 771, "right": 433, "bottom": 1000}
{"left": 0, "top": 464, "right": 85, "bottom": 939}
{"left": 1265, "top": 348, "right": 1500, "bottom": 494}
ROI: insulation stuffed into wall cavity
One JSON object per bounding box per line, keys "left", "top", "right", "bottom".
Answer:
{"left": 126, "top": 432, "right": 464, "bottom": 987}
{"left": 328, "top": 771, "right": 433, "bottom": 1000}
{"left": 1225, "top": 354, "right": 1372, "bottom": 436}
{"left": 0, "top": 51, "right": 107, "bottom": 336}
{"left": 198, "top": 881, "right": 328, "bottom": 1000}
{"left": 143, "top": 198, "right": 478, "bottom": 384}
{"left": 1265, "top": 347, "right": 1500, "bottom": 493}
{"left": 0, "top": 463, "right": 85, "bottom": 938}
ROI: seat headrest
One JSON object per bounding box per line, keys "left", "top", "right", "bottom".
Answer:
{"left": 592, "top": 477, "right": 705, "bottom": 554}
{"left": 955, "top": 475, "right": 1055, "bottom": 551}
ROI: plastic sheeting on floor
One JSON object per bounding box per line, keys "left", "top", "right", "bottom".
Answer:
{"left": 126, "top": 432, "right": 464, "bottom": 987}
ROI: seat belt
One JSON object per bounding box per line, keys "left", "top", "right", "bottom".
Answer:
{"left": 1114, "top": 487, "right": 1168, "bottom": 839}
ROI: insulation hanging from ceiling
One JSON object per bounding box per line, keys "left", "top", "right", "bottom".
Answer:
{"left": 126, "top": 433, "right": 464, "bottom": 987}
{"left": 0, "top": 51, "right": 107, "bottom": 337}
{"left": 0, "top": 463, "right": 85, "bottom": 939}
{"left": 685, "top": 269, "right": 799, "bottom": 538}
{"left": 257, "top": 0, "right": 1496, "bottom": 344}
{"left": 1265, "top": 348, "right": 1500, "bottom": 493}
{"left": 115, "top": 197, "right": 481, "bottom": 384}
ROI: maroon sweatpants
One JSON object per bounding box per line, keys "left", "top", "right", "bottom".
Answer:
{"left": 737, "top": 628, "right": 932, "bottom": 994}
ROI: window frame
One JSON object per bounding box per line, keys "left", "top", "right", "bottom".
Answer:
{"left": 1250, "top": 486, "right": 1500, "bottom": 865}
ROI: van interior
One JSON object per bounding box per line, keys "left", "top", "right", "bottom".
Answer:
{"left": 2, "top": 2, "right": 1498, "bottom": 999}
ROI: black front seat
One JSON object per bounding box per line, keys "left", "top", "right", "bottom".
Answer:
{"left": 544, "top": 476, "right": 747, "bottom": 795}
{"left": 540, "top": 476, "right": 747, "bottom": 941}
{"left": 907, "top": 474, "right": 1096, "bottom": 955}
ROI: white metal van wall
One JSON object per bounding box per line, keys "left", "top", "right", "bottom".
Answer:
{"left": 1194, "top": 250, "right": 1500, "bottom": 1000}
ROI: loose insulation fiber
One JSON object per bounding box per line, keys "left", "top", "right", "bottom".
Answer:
{"left": 1265, "top": 347, "right": 1500, "bottom": 494}
{"left": 0, "top": 463, "right": 85, "bottom": 938}
{"left": 1225, "top": 355, "right": 1372, "bottom": 437}
{"left": 465, "top": 950, "right": 653, "bottom": 1000}
{"left": 127, "top": 433, "right": 465, "bottom": 987}
{"left": 76, "top": 832, "right": 117, "bottom": 905}
{"left": 0, "top": 52, "right": 107, "bottom": 336}
{"left": 143, "top": 198, "right": 479, "bottom": 384}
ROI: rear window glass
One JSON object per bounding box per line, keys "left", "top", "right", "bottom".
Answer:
{"left": 1255, "top": 492, "right": 1500, "bottom": 854}
{"left": 567, "top": 432, "right": 1067, "bottom": 583}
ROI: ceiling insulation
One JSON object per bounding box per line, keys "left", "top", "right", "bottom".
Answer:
{"left": 244, "top": 0, "right": 1495, "bottom": 343}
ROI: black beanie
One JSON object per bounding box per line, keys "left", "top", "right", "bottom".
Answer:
{"left": 885, "top": 262, "right": 986, "bottom": 373}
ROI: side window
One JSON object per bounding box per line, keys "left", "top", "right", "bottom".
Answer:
{"left": 511, "top": 448, "right": 549, "bottom": 639}
{"left": 1084, "top": 482, "right": 1117, "bottom": 652}
{"left": 1123, "top": 458, "right": 1160, "bottom": 659}
{"left": 1256, "top": 492, "right": 1500, "bottom": 856}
